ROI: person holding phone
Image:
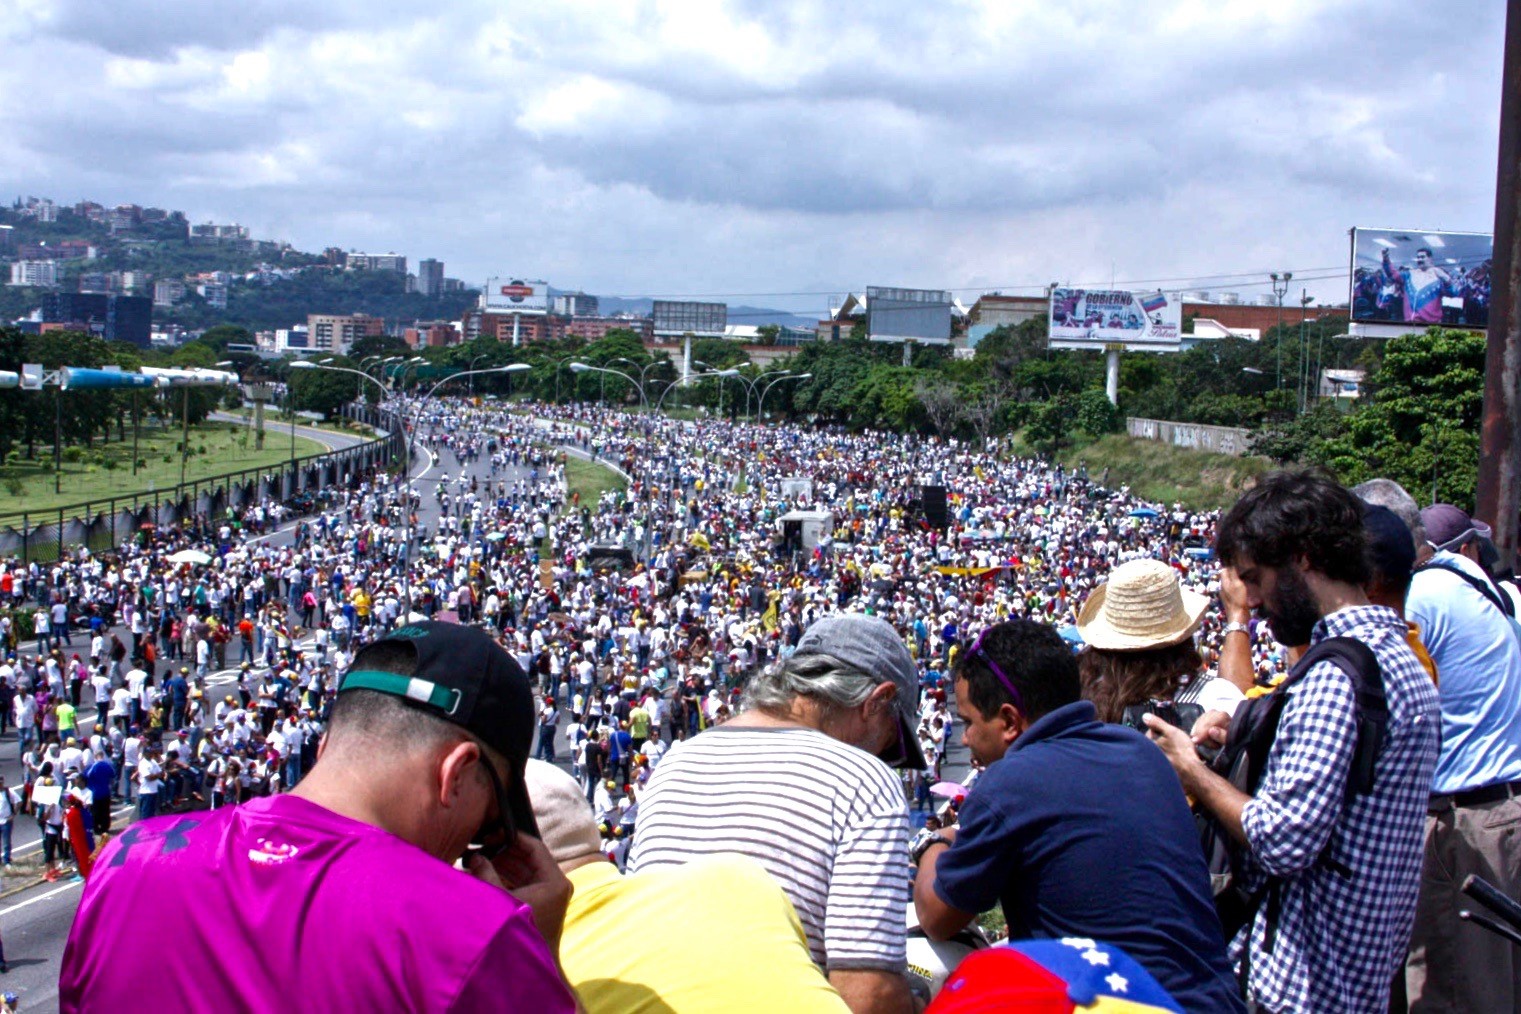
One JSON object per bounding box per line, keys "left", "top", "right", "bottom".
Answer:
{"left": 60, "top": 621, "right": 576, "bottom": 1013}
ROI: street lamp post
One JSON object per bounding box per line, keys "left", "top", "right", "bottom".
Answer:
{"left": 468, "top": 353, "right": 491, "bottom": 396}
{"left": 288, "top": 384, "right": 298, "bottom": 488}
{"left": 179, "top": 386, "right": 192, "bottom": 492}
{"left": 399, "top": 356, "right": 427, "bottom": 393}
{"left": 550, "top": 352, "right": 580, "bottom": 403}
{"left": 653, "top": 366, "right": 725, "bottom": 413}
{"left": 1299, "top": 290, "right": 1313, "bottom": 414}
{"left": 613, "top": 356, "right": 671, "bottom": 408}
{"left": 570, "top": 362, "right": 647, "bottom": 409}
{"left": 729, "top": 369, "right": 795, "bottom": 419}
{"left": 1270, "top": 271, "right": 1291, "bottom": 392}
{"left": 757, "top": 372, "right": 812, "bottom": 420}
{"left": 728, "top": 372, "right": 760, "bottom": 419}
{"left": 713, "top": 368, "right": 741, "bottom": 418}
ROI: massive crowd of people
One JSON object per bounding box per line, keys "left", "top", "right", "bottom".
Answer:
{"left": 0, "top": 395, "right": 1514, "bottom": 1012}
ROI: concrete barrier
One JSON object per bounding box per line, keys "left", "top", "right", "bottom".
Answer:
{"left": 1127, "top": 417, "right": 1254, "bottom": 457}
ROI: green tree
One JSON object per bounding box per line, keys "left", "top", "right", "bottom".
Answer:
{"left": 1306, "top": 328, "right": 1483, "bottom": 509}
{"left": 289, "top": 356, "right": 361, "bottom": 418}
{"left": 349, "top": 334, "right": 412, "bottom": 362}
{"left": 852, "top": 366, "right": 924, "bottom": 431}
{"left": 690, "top": 338, "right": 750, "bottom": 370}
{"left": 1073, "top": 389, "right": 1123, "bottom": 437}
{"left": 193, "top": 324, "right": 255, "bottom": 355}
{"left": 1026, "top": 394, "right": 1077, "bottom": 456}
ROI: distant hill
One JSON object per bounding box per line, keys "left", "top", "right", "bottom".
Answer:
{"left": 592, "top": 295, "right": 817, "bottom": 329}
{"left": 0, "top": 203, "right": 479, "bottom": 331}
{"left": 0, "top": 198, "right": 819, "bottom": 334}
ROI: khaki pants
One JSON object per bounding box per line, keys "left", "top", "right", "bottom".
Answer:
{"left": 1406, "top": 794, "right": 1521, "bottom": 1012}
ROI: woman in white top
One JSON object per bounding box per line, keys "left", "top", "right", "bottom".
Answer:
{"left": 1074, "top": 558, "right": 1245, "bottom": 728}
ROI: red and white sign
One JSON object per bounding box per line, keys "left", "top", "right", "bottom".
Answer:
{"left": 484, "top": 277, "right": 549, "bottom": 313}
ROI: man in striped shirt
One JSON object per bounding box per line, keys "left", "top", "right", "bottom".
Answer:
{"left": 630, "top": 613, "right": 923, "bottom": 1014}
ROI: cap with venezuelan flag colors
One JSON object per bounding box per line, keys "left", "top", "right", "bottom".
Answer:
{"left": 926, "top": 938, "right": 1183, "bottom": 1013}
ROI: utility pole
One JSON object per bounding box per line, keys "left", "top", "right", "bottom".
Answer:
{"left": 1479, "top": 0, "right": 1521, "bottom": 566}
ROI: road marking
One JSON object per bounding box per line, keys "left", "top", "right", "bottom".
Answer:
{"left": 0, "top": 880, "right": 82, "bottom": 916}
{"left": 5, "top": 804, "right": 135, "bottom": 860}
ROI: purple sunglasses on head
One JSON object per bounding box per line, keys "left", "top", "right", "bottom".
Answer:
{"left": 968, "top": 627, "right": 1025, "bottom": 714}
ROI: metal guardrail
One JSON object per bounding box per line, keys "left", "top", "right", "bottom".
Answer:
{"left": 0, "top": 406, "right": 407, "bottom": 562}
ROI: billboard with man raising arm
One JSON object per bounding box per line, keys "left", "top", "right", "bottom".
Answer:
{"left": 1349, "top": 227, "right": 1491, "bottom": 329}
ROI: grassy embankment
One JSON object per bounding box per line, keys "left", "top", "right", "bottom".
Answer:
{"left": 1, "top": 421, "right": 329, "bottom": 514}
{"left": 1008, "top": 431, "right": 1274, "bottom": 511}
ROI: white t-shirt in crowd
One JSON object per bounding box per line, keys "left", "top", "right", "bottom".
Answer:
{"left": 137, "top": 757, "right": 163, "bottom": 795}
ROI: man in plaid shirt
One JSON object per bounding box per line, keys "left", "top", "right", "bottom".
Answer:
{"left": 1147, "top": 472, "right": 1440, "bottom": 1013}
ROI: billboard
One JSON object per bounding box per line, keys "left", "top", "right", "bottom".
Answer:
{"left": 1048, "top": 289, "right": 1182, "bottom": 351}
{"left": 866, "top": 286, "right": 952, "bottom": 344}
{"left": 652, "top": 300, "right": 726, "bottom": 335}
{"left": 1350, "top": 227, "right": 1491, "bottom": 328}
{"left": 483, "top": 277, "right": 549, "bottom": 314}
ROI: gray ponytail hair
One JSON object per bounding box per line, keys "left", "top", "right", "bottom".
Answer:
{"left": 743, "top": 652, "right": 885, "bottom": 720}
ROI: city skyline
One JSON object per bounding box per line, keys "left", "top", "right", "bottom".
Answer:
{"left": 0, "top": 1, "right": 1503, "bottom": 313}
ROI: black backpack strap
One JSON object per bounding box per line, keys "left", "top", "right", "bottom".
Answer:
{"left": 1290, "top": 636, "right": 1386, "bottom": 796}
{"left": 1418, "top": 559, "right": 1515, "bottom": 619}
{"left": 1209, "top": 635, "right": 1387, "bottom": 967}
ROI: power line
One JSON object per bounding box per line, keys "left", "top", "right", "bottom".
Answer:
{"left": 592, "top": 265, "right": 1357, "bottom": 303}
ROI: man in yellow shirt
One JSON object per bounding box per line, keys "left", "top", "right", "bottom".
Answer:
{"left": 349, "top": 586, "right": 371, "bottom": 625}
{"left": 525, "top": 760, "right": 849, "bottom": 1013}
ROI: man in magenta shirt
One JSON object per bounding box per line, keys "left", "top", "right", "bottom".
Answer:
{"left": 60, "top": 622, "right": 578, "bottom": 1012}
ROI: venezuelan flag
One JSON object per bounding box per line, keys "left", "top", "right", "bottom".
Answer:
{"left": 928, "top": 939, "right": 1182, "bottom": 1013}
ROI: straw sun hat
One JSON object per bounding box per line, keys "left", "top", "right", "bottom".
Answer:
{"left": 1076, "top": 558, "right": 1208, "bottom": 651}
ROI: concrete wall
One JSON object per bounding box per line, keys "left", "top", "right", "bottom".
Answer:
{"left": 1127, "top": 417, "right": 1253, "bottom": 457}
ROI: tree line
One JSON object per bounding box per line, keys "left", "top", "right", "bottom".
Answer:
{"left": 6, "top": 314, "right": 1483, "bottom": 512}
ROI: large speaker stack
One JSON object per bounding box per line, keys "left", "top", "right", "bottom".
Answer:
{"left": 920, "top": 484, "right": 949, "bottom": 528}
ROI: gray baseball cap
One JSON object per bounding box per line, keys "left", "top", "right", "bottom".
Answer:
{"left": 794, "top": 613, "right": 926, "bottom": 770}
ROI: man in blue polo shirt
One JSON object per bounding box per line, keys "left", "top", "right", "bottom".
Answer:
{"left": 913, "top": 619, "right": 1241, "bottom": 1014}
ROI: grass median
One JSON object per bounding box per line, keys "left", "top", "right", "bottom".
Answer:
{"left": 1, "top": 421, "right": 329, "bottom": 515}
{"left": 562, "top": 454, "right": 628, "bottom": 509}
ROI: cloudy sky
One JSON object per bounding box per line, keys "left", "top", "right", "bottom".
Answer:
{"left": 0, "top": 0, "right": 1503, "bottom": 313}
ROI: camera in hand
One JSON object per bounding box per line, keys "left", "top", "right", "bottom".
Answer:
{"left": 1121, "top": 698, "right": 1204, "bottom": 735}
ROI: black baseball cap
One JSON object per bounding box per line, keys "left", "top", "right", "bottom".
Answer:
{"left": 338, "top": 621, "right": 539, "bottom": 838}
{"left": 1363, "top": 504, "right": 1416, "bottom": 588}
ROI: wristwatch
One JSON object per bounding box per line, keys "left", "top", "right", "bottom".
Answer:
{"left": 911, "top": 832, "right": 951, "bottom": 864}
{"left": 1221, "top": 621, "right": 1251, "bottom": 637}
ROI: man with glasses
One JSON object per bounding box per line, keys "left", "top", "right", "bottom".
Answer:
{"left": 914, "top": 619, "right": 1242, "bottom": 1014}
{"left": 60, "top": 622, "right": 576, "bottom": 1013}
{"left": 631, "top": 613, "right": 923, "bottom": 1014}
{"left": 1403, "top": 502, "right": 1521, "bottom": 1011}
